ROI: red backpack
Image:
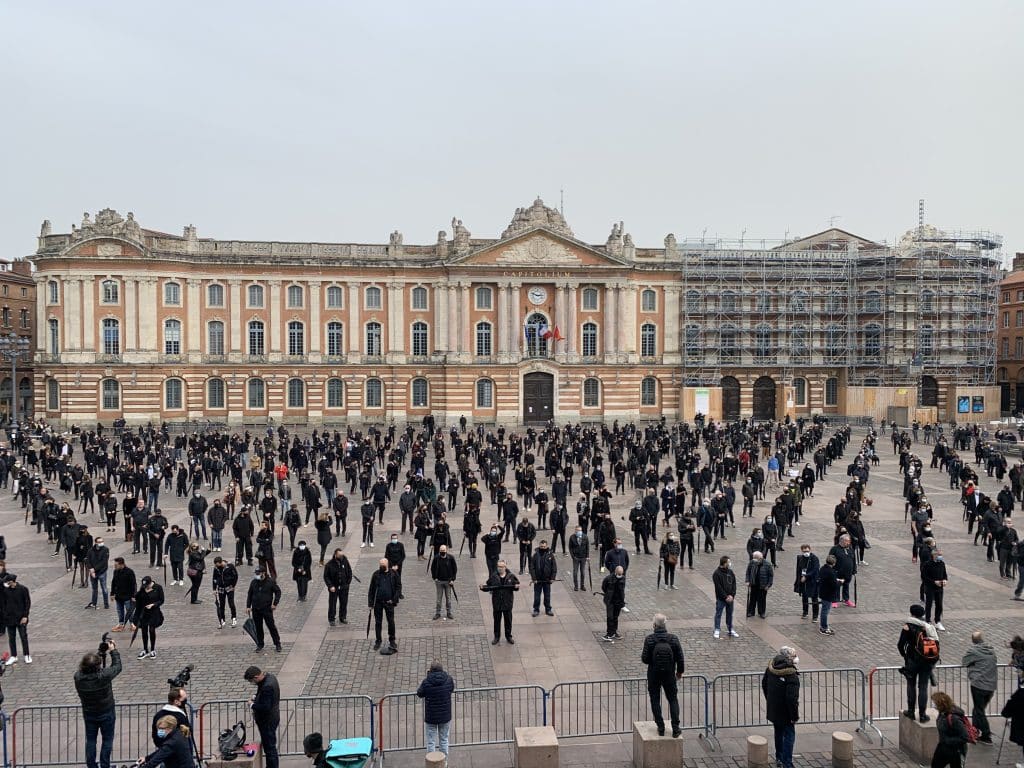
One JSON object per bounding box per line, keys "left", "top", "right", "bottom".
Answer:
{"left": 915, "top": 630, "right": 940, "bottom": 662}
{"left": 949, "top": 712, "right": 980, "bottom": 744}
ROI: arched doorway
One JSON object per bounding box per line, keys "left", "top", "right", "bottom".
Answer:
{"left": 523, "top": 371, "right": 554, "bottom": 424}
{"left": 920, "top": 375, "right": 939, "bottom": 407}
{"left": 752, "top": 376, "right": 776, "bottom": 421}
{"left": 720, "top": 376, "right": 740, "bottom": 421}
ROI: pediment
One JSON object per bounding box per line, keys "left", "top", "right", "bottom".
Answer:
{"left": 449, "top": 228, "right": 627, "bottom": 268}
{"left": 65, "top": 237, "right": 146, "bottom": 259}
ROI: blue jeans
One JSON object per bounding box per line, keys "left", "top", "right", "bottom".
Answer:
{"left": 211, "top": 529, "right": 223, "bottom": 548}
{"left": 772, "top": 721, "right": 795, "bottom": 768}
{"left": 116, "top": 598, "right": 134, "bottom": 625}
{"left": 819, "top": 599, "right": 832, "bottom": 630}
{"left": 83, "top": 709, "right": 116, "bottom": 768}
{"left": 425, "top": 721, "right": 451, "bottom": 756}
{"left": 714, "top": 598, "right": 734, "bottom": 631}
{"left": 532, "top": 583, "right": 552, "bottom": 612}
{"left": 190, "top": 514, "right": 207, "bottom": 539}
{"left": 146, "top": 490, "right": 159, "bottom": 512}
{"left": 90, "top": 572, "right": 109, "bottom": 608}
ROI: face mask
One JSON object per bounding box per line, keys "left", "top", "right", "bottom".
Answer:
{"left": 156, "top": 729, "right": 168, "bottom": 739}
{"left": 391, "top": 537, "right": 398, "bottom": 543}
{"left": 766, "top": 518, "right": 773, "bottom": 523}
{"left": 298, "top": 544, "right": 306, "bottom": 550}
{"left": 490, "top": 529, "right": 497, "bottom": 535}
{"left": 259, "top": 574, "right": 266, "bottom": 580}
{"left": 754, "top": 532, "right": 763, "bottom": 538}
{"left": 616, "top": 574, "right": 623, "bottom": 579}
{"left": 936, "top": 556, "right": 944, "bottom": 562}
{"left": 802, "top": 552, "right": 810, "bottom": 558}
{"left": 576, "top": 532, "right": 582, "bottom": 538}
{"left": 792, "top": 657, "right": 800, "bottom": 665}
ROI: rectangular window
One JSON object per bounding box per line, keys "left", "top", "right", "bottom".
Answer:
{"left": 207, "top": 284, "right": 224, "bottom": 306}
{"left": 287, "top": 285, "right": 304, "bottom": 308}
{"left": 248, "top": 323, "right": 265, "bottom": 356}
{"left": 1017, "top": 338, "right": 1023, "bottom": 359}
{"left": 164, "top": 282, "right": 181, "bottom": 305}
{"left": 1018, "top": 290, "right": 1024, "bottom": 302}
{"left": 1005, "top": 312, "right": 1011, "bottom": 329}
{"left": 411, "top": 287, "right": 428, "bottom": 310}
{"left": 102, "top": 320, "right": 120, "bottom": 355}
{"left": 476, "top": 324, "right": 492, "bottom": 357}
{"left": 1017, "top": 310, "right": 1023, "bottom": 328}
{"left": 365, "top": 287, "right": 382, "bottom": 309}
{"left": 248, "top": 285, "right": 264, "bottom": 308}
{"left": 20, "top": 287, "right": 26, "bottom": 297}
{"left": 48, "top": 281, "right": 59, "bottom": 304}
{"left": 475, "top": 286, "right": 492, "bottom": 310}
{"left": 19, "top": 309, "right": 29, "bottom": 329}
{"left": 1002, "top": 337, "right": 1010, "bottom": 358}
{"left": 208, "top": 322, "right": 225, "bottom": 356}
{"left": 825, "top": 378, "right": 838, "bottom": 407}
{"left": 326, "top": 286, "right": 344, "bottom": 308}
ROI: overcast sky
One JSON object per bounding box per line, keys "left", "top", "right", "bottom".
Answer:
{"left": 2, "top": 1, "right": 1021, "bottom": 261}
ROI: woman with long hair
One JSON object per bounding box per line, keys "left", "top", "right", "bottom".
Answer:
{"left": 130, "top": 576, "right": 164, "bottom": 659}
{"left": 930, "top": 691, "right": 969, "bottom": 768}
{"left": 659, "top": 531, "right": 680, "bottom": 589}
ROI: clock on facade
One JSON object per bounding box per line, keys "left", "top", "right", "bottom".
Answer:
{"left": 528, "top": 286, "right": 547, "bottom": 305}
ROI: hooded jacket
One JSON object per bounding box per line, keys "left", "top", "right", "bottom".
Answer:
{"left": 416, "top": 668, "right": 455, "bottom": 725}
{"left": 761, "top": 654, "right": 800, "bottom": 725}
{"left": 961, "top": 641, "right": 998, "bottom": 692}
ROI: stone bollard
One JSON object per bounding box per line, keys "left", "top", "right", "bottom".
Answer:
{"left": 746, "top": 734, "right": 770, "bottom": 768}
{"left": 898, "top": 709, "right": 939, "bottom": 765}
{"left": 632, "top": 721, "right": 684, "bottom": 768}
{"left": 514, "top": 725, "right": 559, "bottom": 768}
{"left": 425, "top": 751, "right": 447, "bottom": 767}
{"left": 832, "top": 730, "right": 854, "bottom": 768}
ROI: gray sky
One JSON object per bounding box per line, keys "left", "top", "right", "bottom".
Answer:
{"left": 2, "top": 1, "right": 1021, "bottom": 260}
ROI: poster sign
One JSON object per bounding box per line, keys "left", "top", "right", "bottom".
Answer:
{"left": 694, "top": 388, "right": 710, "bottom": 415}
{"left": 972, "top": 395, "right": 985, "bottom": 413}
{"left": 957, "top": 396, "right": 970, "bottom": 414}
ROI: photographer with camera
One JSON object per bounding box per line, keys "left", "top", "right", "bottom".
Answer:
{"left": 74, "top": 635, "right": 122, "bottom": 768}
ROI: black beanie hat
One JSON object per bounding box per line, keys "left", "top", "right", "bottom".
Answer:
{"left": 303, "top": 732, "right": 324, "bottom": 753}
{"left": 909, "top": 604, "right": 925, "bottom": 618}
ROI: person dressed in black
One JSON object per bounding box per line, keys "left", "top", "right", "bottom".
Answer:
{"left": 74, "top": 638, "right": 122, "bottom": 768}
{"left": 529, "top": 540, "right": 557, "bottom": 617}
{"left": 384, "top": 532, "right": 406, "bottom": 598}
{"left": 324, "top": 549, "right": 352, "bottom": 626}
{"left": 137, "top": 714, "right": 191, "bottom": 768}
{"left": 212, "top": 556, "right": 238, "bottom": 628}
{"left": 480, "top": 559, "right": 519, "bottom": 644}
{"left": 130, "top": 576, "right": 164, "bottom": 659}
{"left": 246, "top": 567, "right": 282, "bottom": 652}
{"left": 762, "top": 646, "right": 800, "bottom": 768}
{"left": 245, "top": 666, "right": 281, "bottom": 768}
{"left": 1000, "top": 682, "right": 1024, "bottom": 766}
{"left": 186, "top": 542, "right": 209, "bottom": 605}
{"left": 745, "top": 551, "right": 774, "bottom": 619}
{"left": 482, "top": 523, "right": 504, "bottom": 577}
{"left": 368, "top": 558, "right": 401, "bottom": 654}
{"left": 601, "top": 565, "right": 626, "bottom": 641}
{"left": 676, "top": 512, "right": 697, "bottom": 569}
{"left": 516, "top": 518, "right": 536, "bottom": 575}
{"left": 150, "top": 686, "right": 190, "bottom": 746}
{"left": 897, "top": 603, "right": 940, "bottom": 722}
{"left": 549, "top": 503, "right": 568, "bottom": 554}
{"left": 794, "top": 544, "right": 820, "bottom": 621}
{"left": 641, "top": 613, "right": 686, "bottom": 737}
{"left": 292, "top": 541, "right": 313, "bottom": 602}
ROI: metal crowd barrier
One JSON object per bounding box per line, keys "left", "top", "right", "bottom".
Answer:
{"left": 548, "top": 675, "right": 709, "bottom": 739}
{"left": 376, "top": 685, "right": 546, "bottom": 758}
{"left": 197, "top": 695, "right": 374, "bottom": 760}
{"left": 9, "top": 701, "right": 169, "bottom": 767}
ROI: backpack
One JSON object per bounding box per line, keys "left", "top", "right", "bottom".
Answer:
{"left": 948, "top": 712, "right": 979, "bottom": 744}
{"left": 651, "top": 637, "right": 675, "bottom": 676}
{"left": 915, "top": 630, "right": 940, "bottom": 662}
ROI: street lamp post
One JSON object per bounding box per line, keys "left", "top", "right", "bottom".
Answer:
{"left": 0, "top": 333, "right": 32, "bottom": 429}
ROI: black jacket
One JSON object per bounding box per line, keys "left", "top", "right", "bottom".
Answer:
{"left": 292, "top": 547, "right": 312, "bottom": 581}
{"left": 416, "top": 668, "right": 455, "bottom": 726}
{"left": 1, "top": 584, "right": 31, "bottom": 625}
{"left": 246, "top": 577, "right": 282, "bottom": 611}
{"left": 132, "top": 585, "right": 165, "bottom": 627}
{"left": 324, "top": 556, "right": 353, "bottom": 589}
{"left": 368, "top": 568, "right": 401, "bottom": 607}
{"left": 601, "top": 573, "right": 626, "bottom": 607}
{"left": 140, "top": 727, "right": 191, "bottom": 768}
{"left": 110, "top": 567, "right": 137, "bottom": 601}
{"left": 164, "top": 533, "right": 188, "bottom": 562}
{"left": 251, "top": 672, "right": 281, "bottom": 728}
{"left": 529, "top": 549, "right": 557, "bottom": 582}
{"left": 430, "top": 554, "right": 458, "bottom": 582}
{"left": 640, "top": 628, "right": 685, "bottom": 678}
{"left": 482, "top": 569, "right": 519, "bottom": 611}
{"left": 712, "top": 566, "right": 737, "bottom": 601}
{"left": 762, "top": 654, "right": 800, "bottom": 724}
{"left": 1001, "top": 686, "right": 1024, "bottom": 746}
{"left": 212, "top": 563, "right": 238, "bottom": 592}
{"left": 74, "top": 650, "right": 122, "bottom": 715}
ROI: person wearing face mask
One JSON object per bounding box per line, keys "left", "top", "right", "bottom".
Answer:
{"left": 292, "top": 541, "right": 313, "bottom": 602}
{"left": 150, "top": 687, "right": 190, "bottom": 747}
{"left": 600, "top": 566, "right": 627, "bottom": 641}
{"left": 630, "top": 501, "right": 651, "bottom": 556}
{"left": 188, "top": 490, "right": 209, "bottom": 541}
{"left": 136, "top": 713, "right": 190, "bottom": 768}
{"left": 430, "top": 545, "right": 458, "bottom": 621}
{"left": 212, "top": 556, "right": 239, "bottom": 628}
{"left": 480, "top": 559, "right": 519, "bottom": 644}
{"left": 324, "top": 549, "right": 353, "bottom": 626}
{"left": 549, "top": 502, "right": 568, "bottom": 554}
{"left": 368, "top": 558, "right": 401, "bottom": 654}
{"left": 414, "top": 505, "right": 434, "bottom": 560}
{"left": 131, "top": 576, "right": 164, "bottom": 659}
{"left": 761, "top": 514, "right": 779, "bottom": 567}
{"left": 313, "top": 512, "right": 333, "bottom": 565}
{"left": 817, "top": 555, "right": 839, "bottom": 635}
{"left": 246, "top": 566, "right": 282, "bottom": 653}
{"left": 186, "top": 542, "right": 210, "bottom": 604}
{"left": 256, "top": 521, "right": 277, "bottom": 580}
{"left": 922, "top": 548, "right": 948, "bottom": 631}
{"left": 568, "top": 525, "right": 590, "bottom": 591}
{"left": 482, "top": 523, "right": 504, "bottom": 577}
{"left": 746, "top": 527, "right": 765, "bottom": 561}
{"left": 85, "top": 536, "right": 110, "bottom": 610}
{"left": 528, "top": 540, "right": 558, "bottom": 617}
{"left": 761, "top": 646, "right": 800, "bottom": 768}
{"left": 515, "top": 517, "right": 536, "bottom": 575}
{"left": 660, "top": 532, "right": 680, "bottom": 589}
{"left": 793, "top": 544, "right": 820, "bottom": 622}
{"left": 232, "top": 508, "right": 255, "bottom": 567}
{"left": 745, "top": 551, "right": 774, "bottom": 619}
{"left": 2, "top": 574, "right": 31, "bottom": 665}
{"left": 385, "top": 533, "right": 407, "bottom": 599}
{"left": 828, "top": 534, "right": 857, "bottom": 607}
{"left": 676, "top": 511, "right": 696, "bottom": 569}
{"left": 163, "top": 525, "right": 188, "bottom": 587}
{"left": 603, "top": 539, "right": 631, "bottom": 611}
{"left": 641, "top": 613, "right": 686, "bottom": 737}
{"left": 712, "top": 556, "right": 739, "bottom": 639}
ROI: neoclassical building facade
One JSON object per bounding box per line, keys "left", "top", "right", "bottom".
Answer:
{"left": 30, "top": 202, "right": 1001, "bottom": 426}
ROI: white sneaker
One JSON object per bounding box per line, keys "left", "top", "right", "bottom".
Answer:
{"left": 936, "top": 622, "right": 946, "bottom": 632}
{"left": 370, "top": 542, "right": 375, "bottom": 547}
{"left": 621, "top": 606, "right": 630, "bottom": 613}
{"left": 4, "top": 656, "right": 16, "bottom": 666}
{"left": 231, "top": 618, "right": 237, "bottom": 627}
{"left": 729, "top": 630, "right": 740, "bottom": 638}
{"left": 713, "top": 629, "right": 720, "bottom": 639}
{"left": 24, "top": 655, "right": 31, "bottom": 664}
{"left": 360, "top": 543, "right": 366, "bottom": 548}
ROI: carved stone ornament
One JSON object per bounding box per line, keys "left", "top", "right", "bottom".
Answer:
{"left": 495, "top": 235, "right": 581, "bottom": 266}
{"left": 69, "top": 208, "right": 143, "bottom": 243}
{"left": 501, "top": 198, "right": 574, "bottom": 239}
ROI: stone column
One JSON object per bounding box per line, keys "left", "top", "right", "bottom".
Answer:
{"left": 309, "top": 280, "right": 322, "bottom": 357}
{"left": 567, "top": 282, "right": 578, "bottom": 357}
{"left": 604, "top": 284, "right": 617, "bottom": 356}
{"left": 388, "top": 282, "right": 405, "bottom": 356}
{"left": 34, "top": 277, "right": 46, "bottom": 352}
{"left": 446, "top": 284, "right": 458, "bottom": 355}
{"left": 124, "top": 279, "right": 138, "bottom": 352}
{"left": 663, "top": 285, "right": 681, "bottom": 364}
{"left": 268, "top": 281, "right": 282, "bottom": 358}
{"left": 228, "top": 280, "right": 242, "bottom": 353}
{"left": 186, "top": 279, "right": 201, "bottom": 355}
{"left": 554, "top": 283, "right": 566, "bottom": 361}
{"left": 460, "top": 283, "right": 471, "bottom": 355}
{"left": 497, "top": 283, "right": 509, "bottom": 358}
{"left": 137, "top": 279, "right": 158, "bottom": 351}
{"left": 510, "top": 283, "right": 522, "bottom": 357}
{"left": 348, "top": 283, "right": 361, "bottom": 354}
{"left": 434, "top": 283, "right": 448, "bottom": 354}
{"left": 64, "top": 279, "right": 80, "bottom": 352}
{"left": 81, "top": 277, "right": 95, "bottom": 352}
{"left": 619, "top": 283, "right": 636, "bottom": 359}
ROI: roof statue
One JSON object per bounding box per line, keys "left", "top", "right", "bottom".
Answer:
{"left": 500, "top": 197, "right": 574, "bottom": 239}
{"left": 69, "top": 208, "right": 142, "bottom": 243}
{"left": 451, "top": 218, "right": 471, "bottom": 254}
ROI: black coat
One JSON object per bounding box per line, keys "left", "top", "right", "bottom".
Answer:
{"left": 110, "top": 567, "right": 137, "bottom": 601}
{"left": 482, "top": 569, "right": 519, "bottom": 611}
{"left": 292, "top": 547, "right": 313, "bottom": 581}
{"left": 762, "top": 656, "right": 800, "bottom": 724}
{"left": 246, "top": 577, "right": 281, "bottom": 611}
{"left": 416, "top": 669, "right": 455, "bottom": 726}
{"left": 1001, "top": 687, "right": 1024, "bottom": 746}
{"left": 324, "top": 556, "right": 352, "bottom": 589}
{"left": 132, "top": 585, "right": 165, "bottom": 628}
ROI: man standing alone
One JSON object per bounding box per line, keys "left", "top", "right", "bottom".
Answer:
{"left": 601, "top": 565, "right": 626, "bottom": 642}
{"left": 640, "top": 613, "right": 685, "bottom": 737}
{"left": 416, "top": 660, "right": 455, "bottom": 760}
{"left": 762, "top": 646, "right": 800, "bottom": 768}
{"left": 961, "top": 630, "right": 998, "bottom": 744}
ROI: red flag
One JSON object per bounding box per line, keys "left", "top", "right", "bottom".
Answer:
{"left": 552, "top": 326, "right": 564, "bottom": 341}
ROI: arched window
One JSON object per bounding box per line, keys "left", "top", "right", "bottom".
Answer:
{"left": 164, "top": 281, "right": 181, "bottom": 306}
{"left": 247, "top": 284, "right": 264, "bottom": 308}
{"left": 720, "top": 291, "right": 738, "bottom": 312}
{"left": 248, "top": 320, "right": 265, "bottom": 356}
{"left": 582, "top": 287, "right": 599, "bottom": 311}
{"left": 411, "top": 321, "right": 429, "bottom": 357}
{"left": 365, "top": 378, "right": 383, "bottom": 408}
{"left": 411, "top": 286, "right": 428, "bottom": 311}
{"left": 287, "top": 378, "right": 305, "bottom": 408}
{"left": 411, "top": 378, "right": 428, "bottom": 407}
{"left": 640, "top": 323, "right": 657, "bottom": 357}
{"left": 286, "top": 284, "right": 304, "bottom": 308}
{"left": 326, "top": 378, "right": 345, "bottom": 408}
{"left": 48, "top": 280, "right": 59, "bottom": 304}
{"left": 825, "top": 377, "right": 839, "bottom": 407}
{"left": 583, "top": 378, "right": 600, "bottom": 408}
{"left": 326, "top": 285, "right": 344, "bottom": 308}
{"left": 101, "top": 280, "right": 119, "bottom": 304}
{"left": 863, "top": 290, "right": 882, "bottom": 313}
{"left": 720, "top": 325, "right": 738, "bottom": 361}
{"left": 163, "top": 319, "right": 182, "bottom": 355}
{"left": 684, "top": 324, "right": 700, "bottom": 359}
{"left": 793, "top": 377, "right": 807, "bottom": 406}
{"left": 581, "top": 322, "right": 598, "bottom": 357}
{"left": 207, "top": 321, "right": 225, "bottom": 356}
{"left": 287, "top": 321, "right": 305, "bottom": 356}
{"left": 476, "top": 321, "right": 492, "bottom": 357}
{"left": 475, "top": 286, "right": 492, "bottom": 310}
{"left": 47, "top": 378, "right": 59, "bottom": 411}
{"left": 365, "top": 286, "right": 382, "bottom": 309}
{"left": 919, "top": 325, "right": 934, "bottom": 359}
{"left": 755, "top": 325, "right": 773, "bottom": 361}
{"left": 685, "top": 290, "right": 701, "bottom": 313}
{"left": 102, "top": 318, "right": 120, "bottom": 355}
{"left": 476, "top": 379, "right": 494, "bottom": 408}
{"left": 164, "top": 378, "right": 183, "bottom": 410}
{"left": 921, "top": 290, "right": 935, "bottom": 313}
{"left": 825, "top": 324, "right": 845, "bottom": 361}
{"left": 789, "top": 291, "right": 808, "bottom": 313}
{"left": 247, "top": 378, "right": 265, "bottom": 409}
{"left": 326, "top": 321, "right": 344, "bottom": 356}
{"left": 863, "top": 324, "right": 882, "bottom": 358}
{"left": 755, "top": 290, "right": 771, "bottom": 312}
{"left": 207, "top": 284, "right": 224, "bottom": 307}
{"left": 790, "top": 326, "right": 808, "bottom": 362}
{"left": 524, "top": 313, "right": 549, "bottom": 357}
{"left": 207, "top": 378, "right": 225, "bottom": 409}
{"left": 640, "top": 377, "right": 658, "bottom": 406}
{"left": 641, "top": 289, "right": 657, "bottom": 312}
{"left": 365, "top": 322, "right": 382, "bottom": 356}
{"left": 101, "top": 378, "right": 120, "bottom": 410}
{"left": 47, "top": 318, "right": 59, "bottom": 355}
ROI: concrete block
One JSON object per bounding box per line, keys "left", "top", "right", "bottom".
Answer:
{"left": 746, "top": 734, "right": 770, "bottom": 768}
{"left": 514, "top": 725, "right": 559, "bottom": 768}
{"left": 832, "top": 730, "right": 854, "bottom": 768}
{"left": 632, "top": 721, "right": 684, "bottom": 768}
{"left": 898, "top": 709, "right": 939, "bottom": 765}
{"left": 207, "top": 744, "right": 263, "bottom": 768}
{"left": 425, "top": 751, "right": 447, "bottom": 767}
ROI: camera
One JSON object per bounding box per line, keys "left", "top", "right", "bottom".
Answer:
{"left": 167, "top": 664, "right": 194, "bottom": 688}
{"left": 97, "top": 632, "right": 112, "bottom": 667}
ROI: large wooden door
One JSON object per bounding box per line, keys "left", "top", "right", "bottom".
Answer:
{"left": 752, "top": 376, "right": 776, "bottom": 421}
{"left": 523, "top": 372, "right": 554, "bottom": 424}
{"left": 721, "top": 376, "right": 740, "bottom": 421}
